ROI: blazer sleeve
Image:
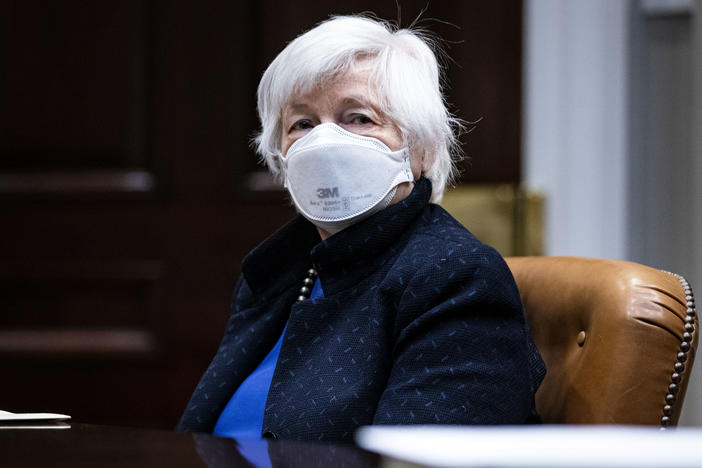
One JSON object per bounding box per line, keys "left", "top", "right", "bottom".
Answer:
{"left": 372, "top": 243, "right": 544, "bottom": 425}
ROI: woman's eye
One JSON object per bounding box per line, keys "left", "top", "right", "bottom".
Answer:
{"left": 290, "top": 119, "right": 314, "bottom": 132}
{"left": 348, "top": 114, "right": 373, "bottom": 125}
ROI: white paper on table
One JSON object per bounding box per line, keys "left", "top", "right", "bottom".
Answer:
{"left": 0, "top": 423, "right": 71, "bottom": 430}
{"left": 355, "top": 425, "right": 702, "bottom": 467}
{"left": 0, "top": 410, "right": 71, "bottom": 422}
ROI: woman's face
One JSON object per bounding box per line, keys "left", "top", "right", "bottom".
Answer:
{"left": 280, "top": 61, "right": 424, "bottom": 183}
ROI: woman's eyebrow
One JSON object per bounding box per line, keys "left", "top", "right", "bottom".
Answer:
{"left": 282, "top": 104, "right": 312, "bottom": 125}
{"left": 341, "top": 96, "right": 386, "bottom": 119}
{"left": 284, "top": 103, "right": 311, "bottom": 115}
{"left": 341, "top": 95, "right": 373, "bottom": 108}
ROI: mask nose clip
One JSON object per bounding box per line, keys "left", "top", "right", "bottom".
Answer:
{"left": 286, "top": 123, "right": 395, "bottom": 158}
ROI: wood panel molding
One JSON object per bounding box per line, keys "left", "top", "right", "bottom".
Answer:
{"left": 0, "top": 328, "right": 159, "bottom": 358}
{"left": 0, "top": 170, "right": 157, "bottom": 195}
{"left": 0, "top": 260, "right": 164, "bottom": 347}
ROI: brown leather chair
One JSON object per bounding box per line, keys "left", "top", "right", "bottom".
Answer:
{"left": 505, "top": 256, "right": 698, "bottom": 427}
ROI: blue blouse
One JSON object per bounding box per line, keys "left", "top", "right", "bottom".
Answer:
{"left": 213, "top": 278, "right": 324, "bottom": 440}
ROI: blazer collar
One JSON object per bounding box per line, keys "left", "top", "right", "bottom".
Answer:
{"left": 242, "top": 176, "right": 432, "bottom": 298}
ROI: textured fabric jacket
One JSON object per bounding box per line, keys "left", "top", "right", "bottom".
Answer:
{"left": 177, "top": 177, "right": 545, "bottom": 441}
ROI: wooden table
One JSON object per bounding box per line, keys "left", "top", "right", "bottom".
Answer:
{"left": 0, "top": 423, "right": 380, "bottom": 467}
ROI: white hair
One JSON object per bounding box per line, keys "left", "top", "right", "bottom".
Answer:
{"left": 254, "top": 15, "right": 463, "bottom": 203}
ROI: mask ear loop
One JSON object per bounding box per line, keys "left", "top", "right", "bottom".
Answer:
{"left": 275, "top": 150, "right": 290, "bottom": 189}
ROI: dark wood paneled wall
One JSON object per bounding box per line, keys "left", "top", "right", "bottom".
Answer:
{"left": 0, "top": 0, "right": 522, "bottom": 428}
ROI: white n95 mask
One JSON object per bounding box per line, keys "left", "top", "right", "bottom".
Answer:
{"left": 280, "top": 123, "right": 414, "bottom": 235}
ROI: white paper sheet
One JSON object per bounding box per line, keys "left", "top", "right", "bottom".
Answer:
{"left": 0, "top": 410, "right": 71, "bottom": 422}
{"left": 355, "top": 425, "right": 702, "bottom": 467}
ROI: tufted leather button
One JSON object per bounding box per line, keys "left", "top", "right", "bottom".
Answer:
{"left": 576, "top": 331, "right": 586, "bottom": 346}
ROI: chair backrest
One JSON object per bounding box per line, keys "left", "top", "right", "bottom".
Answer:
{"left": 505, "top": 256, "right": 698, "bottom": 427}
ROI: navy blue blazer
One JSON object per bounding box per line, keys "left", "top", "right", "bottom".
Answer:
{"left": 177, "top": 177, "right": 545, "bottom": 441}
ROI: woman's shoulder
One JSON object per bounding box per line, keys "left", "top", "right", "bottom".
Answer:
{"left": 388, "top": 203, "right": 520, "bottom": 307}
{"left": 402, "top": 203, "right": 508, "bottom": 272}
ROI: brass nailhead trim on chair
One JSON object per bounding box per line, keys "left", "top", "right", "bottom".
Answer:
{"left": 661, "top": 272, "right": 696, "bottom": 429}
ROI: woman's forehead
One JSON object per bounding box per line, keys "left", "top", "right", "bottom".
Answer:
{"left": 285, "top": 66, "right": 380, "bottom": 112}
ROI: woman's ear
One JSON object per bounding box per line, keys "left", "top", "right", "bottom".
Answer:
{"left": 410, "top": 147, "right": 430, "bottom": 180}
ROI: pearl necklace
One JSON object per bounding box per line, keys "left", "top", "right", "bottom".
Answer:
{"left": 296, "top": 268, "right": 318, "bottom": 302}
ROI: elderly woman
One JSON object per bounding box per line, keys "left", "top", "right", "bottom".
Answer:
{"left": 178, "top": 15, "right": 544, "bottom": 442}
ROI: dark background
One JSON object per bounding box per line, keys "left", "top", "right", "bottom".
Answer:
{"left": 0, "top": 0, "right": 522, "bottom": 428}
